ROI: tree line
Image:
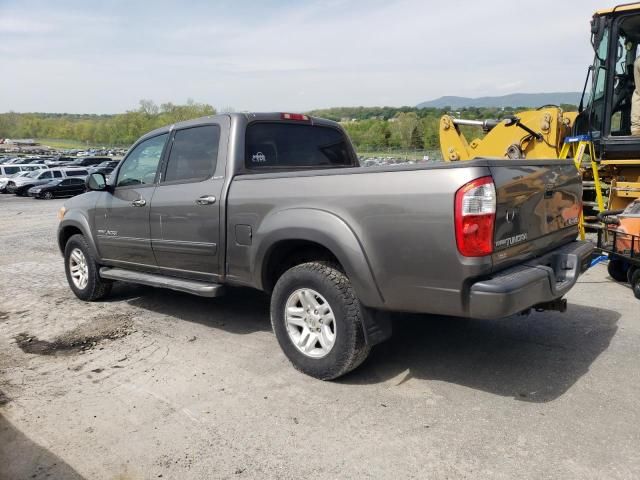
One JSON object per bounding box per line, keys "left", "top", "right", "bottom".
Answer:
{"left": 311, "top": 104, "right": 578, "bottom": 151}
{"left": 0, "top": 101, "right": 577, "bottom": 150}
{"left": 0, "top": 100, "right": 216, "bottom": 147}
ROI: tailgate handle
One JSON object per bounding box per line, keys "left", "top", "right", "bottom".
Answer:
{"left": 544, "top": 189, "right": 554, "bottom": 199}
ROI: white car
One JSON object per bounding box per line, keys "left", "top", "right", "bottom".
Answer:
{"left": 0, "top": 171, "right": 31, "bottom": 193}
{"left": 0, "top": 163, "right": 47, "bottom": 178}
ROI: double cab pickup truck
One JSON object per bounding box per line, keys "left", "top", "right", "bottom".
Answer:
{"left": 57, "top": 113, "right": 593, "bottom": 379}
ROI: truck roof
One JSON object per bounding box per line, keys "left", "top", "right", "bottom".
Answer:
{"left": 137, "top": 112, "right": 341, "bottom": 144}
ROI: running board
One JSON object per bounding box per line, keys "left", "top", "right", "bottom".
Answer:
{"left": 99, "top": 267, "right": 224, "bottom": 297}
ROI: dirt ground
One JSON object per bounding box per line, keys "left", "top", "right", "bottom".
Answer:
{"left": 1, "top": 195, "right": 639, "bottom": 479}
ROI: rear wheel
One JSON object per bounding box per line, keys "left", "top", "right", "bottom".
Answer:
{"left": 631, "top": 269, "right": 640, "bottom": 300}
{"left": 607, "top": 258, "right": 628, "bottom": 282}
{"left": 64, "top": 234, "right": 112, "bottom": 301}
{"left": 271, "top": 262, "right": 370, "bottom": 380}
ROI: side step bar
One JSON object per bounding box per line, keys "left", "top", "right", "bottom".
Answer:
{"left": 99, "top": 267, "right": 224, "bottom": 297}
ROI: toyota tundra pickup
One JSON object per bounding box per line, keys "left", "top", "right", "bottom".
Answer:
{"left": 57, "top": 113, "right": 593, "bottom": 379}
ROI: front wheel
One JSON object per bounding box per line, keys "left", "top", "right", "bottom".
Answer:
{"left": 43, "top": 191, "right": 53, "bottom": 199}
{"left": 64, "top": 234, "right": 112, "bottom": 301}
{"left": 271, "top": 262, "right": 370, "bottom": 380}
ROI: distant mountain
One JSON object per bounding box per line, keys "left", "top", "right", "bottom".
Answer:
{"left": 416, "top": 92, "right": 582, "bottom": 109}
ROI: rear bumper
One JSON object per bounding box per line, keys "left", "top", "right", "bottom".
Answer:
{"left": 468, "top": 240, "right": 594, "bottom": 319}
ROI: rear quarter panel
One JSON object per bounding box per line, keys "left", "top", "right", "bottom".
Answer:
{"left": 226, "top": 165, "right": 493, "bottom": 316}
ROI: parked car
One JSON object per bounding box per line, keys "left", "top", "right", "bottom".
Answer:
{"left": 87, "top": 160, "right": 120, "bottom": 176}
{"left": 0, "top": 171, "right": 30, "bottom": 193}
{"left": 57, "top": 113, "right": 593, "bottom": 380}
{"left": 28, "top": 177, "right": 87, "bottom": 199}
{"left": 0, "top": 165, "right": 23, "bottom": 177}
{"left": 68, "top": 157, "right": 111, "bottom": 167}
{"left": 9, "top": 158, "right": 38, "bottom": 165}
{"left": 62, "top": 168, "right": 90, "bottom": 177}
{"left": 0, "top": 163, "right": 47, "bottom": 178}
{"left": 45, "top": 156, "right": 76, "bottom": 167}
{"left": 7, "top": 168, "right": 88, "bottom": 195}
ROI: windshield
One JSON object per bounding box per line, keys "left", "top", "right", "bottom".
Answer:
{"left": 26, "top": 170, "right": 41, "bottom": 178}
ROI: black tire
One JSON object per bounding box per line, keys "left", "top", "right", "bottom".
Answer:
{"left": 43, "top": 191, "right": 53, "bottom": 199}
{"left": 632, "top": 269, "right": 640, "bottom": 300}
{"left": 607, "top": 259, "right": 628, "bottom": 282}
{"left": 628, "top": 266, "right": 638, "bottom": 285}
{"left": 64, "top": 234, "right": 112, "bottom": 301}
{"left": 271, "top": 262, "right": 370, "bottom": 380}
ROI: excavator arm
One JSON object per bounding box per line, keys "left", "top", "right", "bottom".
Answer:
{"left": 439, "top": 107, "right": 577, "bottom": 161}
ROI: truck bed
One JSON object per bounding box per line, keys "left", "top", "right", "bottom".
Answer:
{"left": 226, "top": 158, "right": 581, "bottom": 317}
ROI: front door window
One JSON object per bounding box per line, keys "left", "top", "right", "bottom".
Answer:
{"left": 116, "top": 134, "right": 168, "bottom": 187}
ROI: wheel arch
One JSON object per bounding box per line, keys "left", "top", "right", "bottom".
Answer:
{"left": 253, "top": 208, "right": 384, "bottom": 308}
{"left": 57, "top": 213, "right": 99, "bottom": 259}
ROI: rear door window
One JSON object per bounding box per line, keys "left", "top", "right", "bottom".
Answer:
{"left": 245, "top": 123, "right": 355, "bottom": 170}
{"left": 162, "top": 125, "right": 220, "bottom": 183}
{"left": 3, "top": 166, "right": 20, "bottom": 175}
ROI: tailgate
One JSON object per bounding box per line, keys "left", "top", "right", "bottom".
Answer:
{"left": 490, "top": 160, "right": 581, "bottom": 267}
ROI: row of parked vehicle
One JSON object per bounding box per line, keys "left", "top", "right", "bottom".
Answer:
{"left": 0, "top": 155, "right": 121, "bottom": 199}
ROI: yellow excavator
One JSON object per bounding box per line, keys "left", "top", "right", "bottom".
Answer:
{"left": 439, "top": 3, "right": 640, "bottom": 219}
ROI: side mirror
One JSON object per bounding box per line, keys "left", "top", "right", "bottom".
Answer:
{"left": 86, "top": 172, "right": 107, "bottom": 191}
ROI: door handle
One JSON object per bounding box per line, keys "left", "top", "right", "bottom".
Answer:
{"left": 131, "top": 198, "right": 146, "bottom": 207}
{"left": 196, "top": 195, "right": 216, "bottom": 205}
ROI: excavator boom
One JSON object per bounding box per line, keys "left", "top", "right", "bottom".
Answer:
{"left": 439, "top": 107, "right": 577, "bottom": 161}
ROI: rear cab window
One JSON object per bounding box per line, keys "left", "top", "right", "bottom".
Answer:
{"left": 245, "top": 122, "right": 356, "bottom": 171}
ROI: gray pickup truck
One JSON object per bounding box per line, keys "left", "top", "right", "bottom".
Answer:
{"left": 57, "top": 113, "right": 593, "bottom": 379}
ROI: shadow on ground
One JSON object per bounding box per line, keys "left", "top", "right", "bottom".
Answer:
{"left": 340, "top": 304, "right": 619, "bottom": 402}
{"left": 126, "top": 285, "right": 272, "bottom": 335}
{"left": 114, "top": 284, "right": 618, "bottom": 402}
{"left": 0, "top": 414, "right": 84, "bottom": 480}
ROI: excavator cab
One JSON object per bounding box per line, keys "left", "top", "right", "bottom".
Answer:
{"left": 576, "top": 4, "right": 640, "bottom": 159}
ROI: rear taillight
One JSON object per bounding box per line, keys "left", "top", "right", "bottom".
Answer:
{"left": 454, "top": 176, "right": 496, "bottom": 257}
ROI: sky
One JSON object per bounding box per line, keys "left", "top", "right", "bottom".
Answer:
{"left": 0, "top": 0, "right": 617, "bottom": 114}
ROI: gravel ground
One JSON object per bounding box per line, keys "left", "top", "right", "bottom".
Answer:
{"left": 0, "top": 195, "right": 639, "bottom": 479}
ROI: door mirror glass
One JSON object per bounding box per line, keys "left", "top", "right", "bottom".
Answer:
{"left": 86, "top": 172, "right": 107, "bottom": 191}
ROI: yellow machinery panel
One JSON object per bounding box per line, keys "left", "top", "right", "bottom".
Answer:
{"left": 439, "top": 108, "right": 577, "bottom": 162}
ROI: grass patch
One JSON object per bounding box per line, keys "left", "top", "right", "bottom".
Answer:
{"left": 36, "top": 138, "right": 102, "bottom": 149}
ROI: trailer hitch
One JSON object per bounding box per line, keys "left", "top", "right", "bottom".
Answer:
{"left": 533, "top": 298, "right": 568, "bottom": 313}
